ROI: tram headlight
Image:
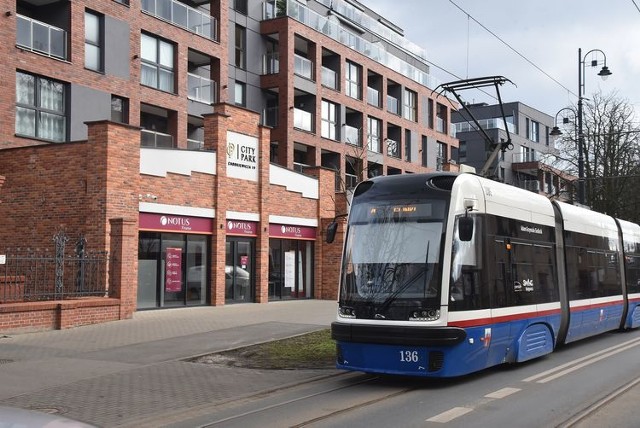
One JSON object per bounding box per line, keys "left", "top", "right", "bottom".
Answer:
{"left": 409, "top": 308, "right": 440, "bottom": 321}
{"left": 338, "top": 306, "right": 356, "bottom": 319}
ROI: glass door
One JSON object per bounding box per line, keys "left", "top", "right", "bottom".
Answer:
{"left": 226, "top": 237, "right": 254, "bottom": 303}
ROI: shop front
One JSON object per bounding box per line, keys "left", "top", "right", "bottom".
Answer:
{"left": 138, "top": 213, "right": 212, "bottom": 309}
{"left": 268, "top": 224, "right": 315, "bottom": 300}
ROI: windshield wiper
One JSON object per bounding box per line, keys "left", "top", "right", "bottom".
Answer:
{"left": 374, "top": 241, "right": 430, "bottom": 319}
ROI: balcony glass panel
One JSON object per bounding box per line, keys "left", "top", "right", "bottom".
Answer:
{"left": 367, "top": 135, "right": 380, "bottom": 152}
{"left": 321, "top": 67, "right": 337, "bottom": 89}
{"left": 187, "top": 139, "right": 204, "bottom": 150}
{"left": 367, "top": 87, "right": 380, "bottom": 107}
{"left": 512, "top": 151, "right": 540, "bottom": 163}
{"left": 387, "top": 96, "right": 399, "bottom": 115}
{"left": 141, "top": 129, "right": 174, "bottom": 148}
{"left": 454, "top": 118, "right": 516, "bottom": 134}
{"left": 294, "top": 54, "right": 313, "bottom": 79}
{"left": 345, "top": 173, "right": 358, "bottom": 189}
{"left": 293, "top": 108, "right": 313, "bottom": 132}
{"left": 16, "top": 15, "right": 67, "bottom": 60}
{"left": 187, "top": 73, "right": 216, "bottom": 104}
{"left": 142, "top": 0, "right": 217, "bottom": 41}
{"left": 436, "top": 117, "right": 445, "bottom": 133}
{"left": 262, "top": 106, "right": 278, "bottom": 127}
{"left": 343, "top": 125, "right": 360, "bottom": 146}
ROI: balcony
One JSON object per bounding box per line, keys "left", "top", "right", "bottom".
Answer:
{"left": 187, "top": 73, "right": 216, "bottom": 104}
{"left": 512, "top": 151, "right": 540, "bottom": 163}
{"left": 321, "top": 67, "right": 338, "bottom": 90}
{"left": 16, "top": 15, "right": 67, "bottom": 60}
{"left": 262, "top": 52, "right": 279, "bottom": 74}
{"left": 141, "top": 0, "right": 218, "bottom": 41}
{"left": 343, "top": 125, "right": 361, "bottom": 146}
{"left": 141, "top": 129, "right": 174, "bottom": 148}
{"left": 293, "top": 108, "right": 313, "bottom": 132}
{"left": 294, "top": 54, "right": 313, "bottom": 80}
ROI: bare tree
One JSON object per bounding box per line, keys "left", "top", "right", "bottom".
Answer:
{"left": 551, "top": 92, "right": 640, "bottom": 223}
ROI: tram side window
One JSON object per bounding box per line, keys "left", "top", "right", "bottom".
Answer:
{"left": 627, "top": 255, "right": 640, "bottom": 294}
{"left": 565, "top": 231, "right": 622, "bottom": 300}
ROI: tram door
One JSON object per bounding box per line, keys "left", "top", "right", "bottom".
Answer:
{"left": 225, "top": 238, "right": 254, "bottom": 303}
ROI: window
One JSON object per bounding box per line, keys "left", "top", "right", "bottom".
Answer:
{"left": 140, "top": 33, "right": 175, "bottom": 93}
{"left": 321, "top": 100, "right": 337, "bottom": 140}
{"left": 427, "top": 99, "right": 434, "bottom": 129}
{"left": 403, "top": 88, "right": 417, "bottom": 122}
{"left": 235, "top": 25, "right": 246, "bottom": 70}
{"left": 421, "top": 135, "right": 428, "bottom": 167}
{"left": 15, "top": 71, "right": 66, "bottom": 142}
{"left": 436, "top": 103, "right": 447, "bottom": 133}
{"left": 233, "top": 0, "right": 248, "bottom": 14}
{"left": 436, "top": 142, "right": 447, "bottom": 171}
{"left": 345, "top": 61, "right": 361, "bottom": 100}
{"left": 367, "top": 116, "right": 381, "bottom": 152}
{"left": 458, "top": 141, "right": 467, "bottom": 163}
{"left": 404, "top": 129, "right": 411, "bottom": 162}
{"left": 111, "top": 95, "right": 128, "bottom": 123}
{"left": 234, "top": 81, "right": 246, "bottom": 106}
{"left": 526, "top": 118, "right": 540, "bottom": 142}
{"left": 85, "top": 10, "right": 103, "bottom": 71}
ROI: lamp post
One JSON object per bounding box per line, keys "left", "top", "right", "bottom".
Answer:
{"left": 576, "top": 48, "right": 612, "bottom": 205}
{"left": 550, "top": 107, "right": 578, "bottom": 199}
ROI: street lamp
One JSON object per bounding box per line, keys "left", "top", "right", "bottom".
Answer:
{"left": 550, "top": 107, "right": 577, "bottom": 137}
{"left": 576, "top": 48, "right": 612, "bottom": 205}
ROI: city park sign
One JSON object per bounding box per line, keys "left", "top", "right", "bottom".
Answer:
{"left": 226, "top": 131, "right": 258, "bottom": 182}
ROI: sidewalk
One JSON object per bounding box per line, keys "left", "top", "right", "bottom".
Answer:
{"left": 0, "top": 300, "right": 338, "bottom": 427}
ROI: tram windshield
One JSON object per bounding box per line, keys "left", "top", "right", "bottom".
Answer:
{"left": 339, "top": 198, "right": 446, "bottom": 320}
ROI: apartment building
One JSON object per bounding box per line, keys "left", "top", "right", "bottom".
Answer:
{"left": 452, "top": 102, "right": 575, "bottom": 200}
{"left": 0, "top": 0, "right": 458, "bottom": 329}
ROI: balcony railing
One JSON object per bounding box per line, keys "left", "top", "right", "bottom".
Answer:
{"left": 187, "top": 73, "right": 216, "bottom": 104}
{"left": 321, "top": 67, "right": 338, "bottom": 90}
{"left": 367, "top": 135, "right": 381, "bottom": 152}
{"left": 262, "top": 52, "right": 279, "bottom": 74}
{"left": 293, "top": 108, "right": 313, "bottom": 132}
{"left": 267, "top": 0, "right": 439, "bottom": 91}
{"left": 454, "top": 118, "right": 516, "bottom": 134}
{"left": 187, "top": 139, "right": 204, "bottom": 150}
{"left": 345, "top": 173, "right": 358, "bottom": 190}
{"left": 294, "top": 54, "right": 313, "bottom": 80}
{"left": 16, "top": 14, "right": 67, "bottom": 60}
{"left": 387, "top": 96, "right": 399, "bottom": 115}
{"left": 436, "top": 117, "right": 446, "bottom": 133}
{"left": 141, "top": 129, "right": 174, "bottom": 148}
{"left": 141, "top": 0, "right": 218, "bottom": 41}
{"left": 521, "top": 180, "right": 541, "bottom": 192}
{"left": 343, "top": 125, "right": 360, "bottom": 146}
{"left": 367, "top": 87, "right": 381, "bottom": 107}
{"left": 512, "top": 151, "right": 540, "bottom": 163}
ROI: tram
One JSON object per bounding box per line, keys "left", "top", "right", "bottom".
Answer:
{"left": 328, "top": 173, "right": 640, "bottom": 377}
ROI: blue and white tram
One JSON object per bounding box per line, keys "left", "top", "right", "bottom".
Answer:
{"left": 329, "top": 173, "right": 640, "bottom": 377}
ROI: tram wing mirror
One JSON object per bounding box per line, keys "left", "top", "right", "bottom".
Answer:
{"left": 458, "top": 216, "right": 474, "bottom": 242}
{"left": 326, "top": 221, "right": 338, "bottom": 244}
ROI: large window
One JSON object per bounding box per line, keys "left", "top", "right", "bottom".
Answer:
{"left": 345, "top": 61, "right": 361, "bottom": 100}
{"left": 234, "top": 81, "right": 246, "bottom": 106}
{"left": 111, "top": 95, "right": 129, "bottom": 123}
{"left": 234, "top": 25, "right": 246, "bottom": 70}
{"left": 84, "top": 10, "right": 103, "bottom": 71}
{"left": 403, "top": 88, "right": 417, "bottom": 122}
{"left": 367, "top": 116, "right": 381, "bottom": 152}
{"left": 436, "top": 142, "right": 447, "bottom": 171}
{"left": 526, "top": 118, "right": 540, "bottom": 142}
{"left": 141, "top": 33, "right": 175, "bottom": 93}
{"left": 321, "top": 100, "right": 337, "bottom": 140}
{"left": 15, "top": 71, "right": 66, "bottom": 142}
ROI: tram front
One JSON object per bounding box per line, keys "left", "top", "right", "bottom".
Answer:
{"left": 330, "top": 173, "right": 467, "bottom": 376}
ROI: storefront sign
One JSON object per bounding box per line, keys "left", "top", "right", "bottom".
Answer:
{"left": 226, "top": 131, "right": 259, "bottom": 182}
{"left": 165, "top": 247, "right": 182, "bottom": 292}
{"left": 269, "top": 224, "right": 316, "bottom": 240}
{"left": 226, "top": 220, "right": 258, "bottom": 236}
{"left": 139, "top": 213, "right": 213, "bottom": 234}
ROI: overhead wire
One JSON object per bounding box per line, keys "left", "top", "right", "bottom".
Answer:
{"left": 447, "top": 0, "right": 579, "bottom": 99}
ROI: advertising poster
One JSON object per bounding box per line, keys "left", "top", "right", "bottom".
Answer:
{"left": 165, "top": 248, "right": 183, "bottom": 292}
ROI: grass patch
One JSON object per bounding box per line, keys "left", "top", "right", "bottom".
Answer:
{"left": 196, "top": 329, "right": 336, "bottom": 370}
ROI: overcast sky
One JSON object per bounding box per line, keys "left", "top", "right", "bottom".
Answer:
{"left": 360, "top": 0, "right": 640, "bottom": 119}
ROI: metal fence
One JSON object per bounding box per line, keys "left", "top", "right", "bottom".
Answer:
{"left": 0, "top": 232, "right": 109, "bottom": 303}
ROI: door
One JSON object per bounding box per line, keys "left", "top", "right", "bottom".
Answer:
{"left": 226, "top": 237, "right": 254, "bottom": 303}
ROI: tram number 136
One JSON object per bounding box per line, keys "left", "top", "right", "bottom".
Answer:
{"left": 399, "top": 350, "right": 420, "bottom": 363}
